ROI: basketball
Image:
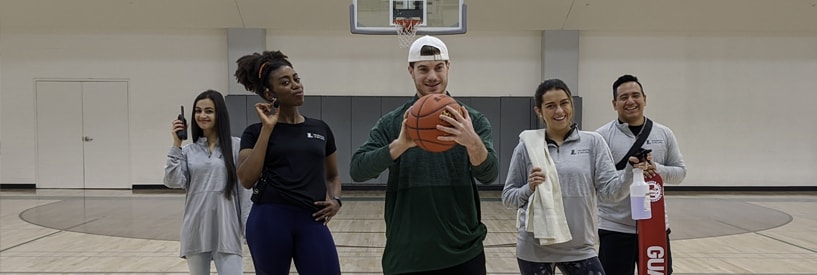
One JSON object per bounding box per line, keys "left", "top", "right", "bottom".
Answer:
{"left": 406, "top": 94, "right": 462, "bottom": 152}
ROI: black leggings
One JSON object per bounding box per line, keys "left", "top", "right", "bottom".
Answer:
{"left": 517, "top": 257, "right": 605, "bottom": 275}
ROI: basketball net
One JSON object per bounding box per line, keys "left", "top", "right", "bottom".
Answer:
{"left": 394, "top": 18, "right": 421, "bottom": 48}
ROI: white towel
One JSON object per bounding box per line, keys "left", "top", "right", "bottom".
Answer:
{"left": 519, "top": 129, "right": 572, "bottom": 245}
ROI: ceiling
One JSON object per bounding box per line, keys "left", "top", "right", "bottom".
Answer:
{"left": 1, "top": 0, "right": 816, "bottom": 32}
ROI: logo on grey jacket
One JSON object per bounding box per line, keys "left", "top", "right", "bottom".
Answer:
{"left": 646, "top": 139, "right": 663, "bottom": 145}
{"left": 571, "top": 149, "right": 591, "bottom": 155}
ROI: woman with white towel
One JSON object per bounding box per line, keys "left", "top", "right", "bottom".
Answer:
{"left": 501, "top": 78, "right": 649, "bottom": 275}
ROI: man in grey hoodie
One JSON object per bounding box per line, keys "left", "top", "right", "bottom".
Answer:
{"left": 596, "top": 74, "right": 687, "bottom": 275}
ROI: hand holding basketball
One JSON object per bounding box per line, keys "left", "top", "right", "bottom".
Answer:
{"left": 436, "top": 104, "right": 481, "bottom": 149}
{"left": 405, "top": 94, "right": 463, "bottom": 152}
{"left": 397, "top": 108, "right": 417, "bottom": 148}
{"left": 435, "top": 101, "right": 490, "bottom": 166}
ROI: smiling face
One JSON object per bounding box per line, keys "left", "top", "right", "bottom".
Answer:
{"left": 194, "top": 98, "right": 217, "bottom": 132}
{"left": 408, "top": 60, "right": 449, "bottom": 97}
{"left": 265, "top": 66, "right": 304, "bottom": 106}
{"left": 535, "top": 89, "right": 573, "bottom": 132}
{"left": 613, "top": 81, "right": 647, "bottom": 125}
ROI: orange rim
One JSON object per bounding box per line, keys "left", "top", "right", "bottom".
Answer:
{"left": 394, "top": 19, "right": 421, "bottom": 32}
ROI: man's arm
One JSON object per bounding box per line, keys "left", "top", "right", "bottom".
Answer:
{"left": 350, "top": 117, "right": 399, "bottom": 182}
{"left": 656, "top": 128, "right": 686, "bottom": 185}
{"left": 594, "top": 133, "right": 635, "bottom": 202}
{"left": 468, "top": 112, "right": 498, "bottom": 184}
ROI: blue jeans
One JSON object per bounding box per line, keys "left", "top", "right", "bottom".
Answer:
{"left": 517, "top": 256, "right": 605, "bottom": 275}
{"left": 186, "top": 252, "right": 243, "bottom": 275}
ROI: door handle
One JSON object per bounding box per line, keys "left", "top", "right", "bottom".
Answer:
{"left": 83, "top": 136, "right": 93, "bottom": 142}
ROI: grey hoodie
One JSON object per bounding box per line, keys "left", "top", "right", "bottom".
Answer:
{"left": 164, "top": 137, "right": 252, "bottom": 258}
{"left": 502, "top": 129, "right": 633, "bottom": 263}
{"left": 596, "top": 119, "right": 687, "bottom": 233}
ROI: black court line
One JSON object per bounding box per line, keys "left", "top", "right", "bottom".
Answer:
{"left": 0, "top": 216, "right": 101, "bottom": 253}
{"left": 719, "top": 219, "right": 817, "bottom": 254}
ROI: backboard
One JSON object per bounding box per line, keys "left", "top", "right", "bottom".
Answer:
{"left": 350, "top": 0, "right": 466, "bottom": 35}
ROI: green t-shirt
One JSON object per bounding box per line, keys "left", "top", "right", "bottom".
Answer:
{"left": 350, "top": 97, "right": 499, "bottom": 274}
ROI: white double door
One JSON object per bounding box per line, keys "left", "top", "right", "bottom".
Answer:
{"left": 36, "top": 81, "right": 130, "bottom": 189}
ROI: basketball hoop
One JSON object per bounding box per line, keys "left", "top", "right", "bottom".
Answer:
{"left": 394, "top": 18, "right": 421, "bottom": 48}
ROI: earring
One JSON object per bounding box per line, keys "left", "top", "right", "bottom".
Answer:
{"left": 265, "top": 88, "right": 280, "bottom": 108}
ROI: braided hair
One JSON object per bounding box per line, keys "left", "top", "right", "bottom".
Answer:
{"left": 234, "top": 50, "right": 293, "bottom": 100}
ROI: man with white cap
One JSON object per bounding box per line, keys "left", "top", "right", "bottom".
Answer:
{"left": 350, "top": 35, "right": 499, "bottom": 275}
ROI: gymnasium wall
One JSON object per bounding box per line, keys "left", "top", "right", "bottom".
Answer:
{"left": 1, "top": 26, "right": 815, "bottom": 187}
{"left": 0, "top": 27, "right": 229, "bottom": 185}
{"left": 261, "top": 30, "right": 543, "bottom": 97}
{"left": 579, "top": 32, "right": 817, "bottom": 187}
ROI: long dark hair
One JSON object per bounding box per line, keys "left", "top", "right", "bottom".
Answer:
{"left": 191, "top": 90, "right": 237, "bottom": 199}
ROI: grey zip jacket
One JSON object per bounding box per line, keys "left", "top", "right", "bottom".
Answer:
{"left": 502, "top": 129, "right": 633, "bottom": 263}
{"left": 596, "top": 119, "right": 686, "bottom": 233}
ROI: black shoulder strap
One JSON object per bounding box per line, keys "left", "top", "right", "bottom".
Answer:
{"left": 616, "top": 118, "right": 653, "bottom": 170}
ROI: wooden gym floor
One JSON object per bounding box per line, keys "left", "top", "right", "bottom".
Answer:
{"left": 1, "top": 189, "right": 815, "bottom": 274}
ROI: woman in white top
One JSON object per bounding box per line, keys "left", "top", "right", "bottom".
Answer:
{"left": 164, "top": 89, "right": 251, "bottom": 275}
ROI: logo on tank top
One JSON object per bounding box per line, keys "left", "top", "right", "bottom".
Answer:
{"left": 306, "top": 132, "right": 326, "bottom": 141}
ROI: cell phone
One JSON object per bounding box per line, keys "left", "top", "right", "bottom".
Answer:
{"left": 176, "top": 105, "right": 188, "bottom": 140}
